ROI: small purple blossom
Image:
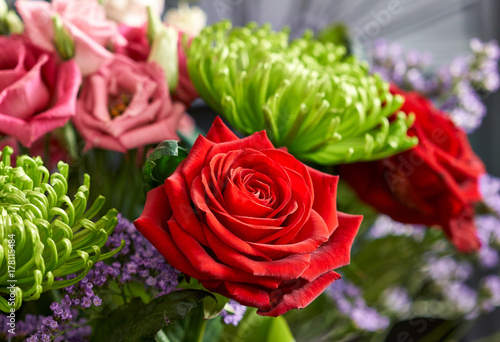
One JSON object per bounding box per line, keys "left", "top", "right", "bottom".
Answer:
{"left": 326, "top": 280, "right": 389, "bottom": 332}
{"left": 220, "top": 300, "right": 247, "bottom": 326}
{"left": 368, "top": 215, "right": 425, "bottom": 240}
{"left": 480, "top": 174, "right": 500, "bottom": 216}
{"left": 383, "top": 287, "right": 412, "bottom": 316}
{"left": 351, "top": 306, "right": 390, "bottom": 331}
{"left": 369, "top": 38, "right": 499, "bottom": 132}
{"left": 423, "top": 256, "right": 472, "bottom": 286}
{"left": 480, "top": 275, "right": 500, "bottom": 312}
{"left": 445, "top": 282, "right": 478, "bottom": 315}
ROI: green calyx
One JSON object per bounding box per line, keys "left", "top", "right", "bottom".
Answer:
{"left": 0, "top": 146, "right": 124, "bottom": 312}
{"left": 187, "top": 21, "right": 418, "bottom": 164}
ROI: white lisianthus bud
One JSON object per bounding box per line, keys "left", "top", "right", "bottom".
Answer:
{"left": 164, "top": 2, "right": 206, "bottom": 37}
{"left": 148, "top": 24, "right": 179, "bottom": 92}
{"left": 0, "top": 0, "right": 7, "bottom": 17}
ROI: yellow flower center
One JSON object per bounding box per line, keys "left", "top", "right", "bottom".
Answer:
{"left": 109, "top": 93, "right": 132, "bottom": 118}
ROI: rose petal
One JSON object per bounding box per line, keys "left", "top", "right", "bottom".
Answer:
{"left": 204, "top": 130, "right": 275, "bottom": 161}
{"left": 248, "top": 210, "right": 332, "bottom": 259}
{"left": 257, "top": 271, "right": 342, "bottom": 317}
{"left": 204, "top": 209, "right": 273, "bottom": 260}
{"left": 201, "top": 280, "right": 272, "bottom": 311}
{"left": 168, "top": 219, "right": 281, "bottom": 289}
{"left": 300, "top": 212, "right": 362, "bottom": 282}
{"left": 134, "top": 186, "right": 206, "bottom": 280}
{"left": 180, "top": 134, "right": 214, "bottom": 186}
{"left": 205, "top": 116, "right": 239, "bottom": 143}
{"left": 204, "top": 227, "right": 311, "bottom": 280}
{"left": 307, "top": 167, "right": 340, "bottom": 234}
{"left": 165, "top": 167, "right": 209, "bottom": 246}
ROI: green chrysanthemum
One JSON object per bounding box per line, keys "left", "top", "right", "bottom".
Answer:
{"left": 0, "top": 146, "right": 124, "bottom": 312}
{"left": 187, "top": 21, "right": 418, "bottom": 164}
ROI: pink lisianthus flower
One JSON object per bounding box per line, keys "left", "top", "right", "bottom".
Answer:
{"left": 0, "top": 36, "right": 81, "bottom": 147}
{"left": 16, "top": 0, "right": 126, "bottom": 76}
{"left": 73, "top": 55, "right": 190, "bottom": 152}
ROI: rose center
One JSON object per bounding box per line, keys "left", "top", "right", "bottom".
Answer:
{"left": 108, "top": 93, "right": 132, "bottom": 118}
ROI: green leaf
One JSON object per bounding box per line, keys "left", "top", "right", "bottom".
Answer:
{"left": 233, "top": 308, "right": 295, "bottom": 342}
{"left": 143, "top": 140, "right": 188, "bottom": 192}
{"left": 91, "top": 289, "right": 215, "bottom": 342}
{"left": 159, "top": 305, "right": 224, "bottom": 342}
{"left": 179, "top": 278, "right": 230, "bottom": 319}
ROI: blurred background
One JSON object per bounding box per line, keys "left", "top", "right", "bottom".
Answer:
{"left": 165, "top": 0, "right": 500, "bottom": 179}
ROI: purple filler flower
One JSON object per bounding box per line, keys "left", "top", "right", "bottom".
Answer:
{"left": 220, "top": 300, "right": 247, "bottom": 326}
{"left": 480, "top": 174, "right": 500, "bottom": 216}
{"left": 326, "top": 280, "right": 389, "bottom": 332}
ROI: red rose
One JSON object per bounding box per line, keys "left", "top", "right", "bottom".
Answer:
{"left": 134, "top": 118, "right": 362, "bottom": 316}
{"left": 339, "top": 85, "right": 485, "bottom": 252}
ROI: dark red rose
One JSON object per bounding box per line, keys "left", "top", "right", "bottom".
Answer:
{"left": 134, "top": 117, "right": 362, "bottom": 316}
{"left": 339, "top": 85, "right": 485, "bottom": 252}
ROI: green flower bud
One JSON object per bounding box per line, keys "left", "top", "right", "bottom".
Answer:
{"left": 0, "top": 0, "right": 23, "bottom": 35}
{"left": 5, "top": 11, "right": 23, "bottom": 34}
{"left": 0, "top": 147, "right": 124, "bottom": 312}
{"left": 52, "top": 15, "right": 75, "bottom": 60}
{"left": 147, "top": 5, "right": 163, "bottom": 45}
{"left": 187, "top": 21, "right": 418, "bottom": 164}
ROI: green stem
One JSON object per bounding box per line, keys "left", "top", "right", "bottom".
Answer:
{"left": 51, "top": 289, "right": 62, "bottom": 303}
{"left": 183, "top": 304, "right": 207, "bottom": 342}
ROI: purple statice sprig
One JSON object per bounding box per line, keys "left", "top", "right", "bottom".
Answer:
{"left": 25, "top": 214, "right": 181, "bottom": 340}
{"left": 479, "top": 275, "right": 500, "bottom": 313}
{"left": 98, "top": 214, "right": 181, "bottom": 296}
{"left": 369, "top": 38, "right": 499, "bottom": 132}
{"left": 24, "top": 297, "right": 92, "bottom": 342}
{"left": 219, "top": 300, "right": 247, "bottom": 326}
{"left": 368, "top": 215, "right": 425, "bottom": 240}
{"left": 480, "top": 174, "right": 500, "bottom": 218}
{"left": 326, "top": 280, "right": 389, "bottom": 332}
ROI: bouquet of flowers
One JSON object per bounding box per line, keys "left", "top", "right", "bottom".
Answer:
{"left": 0, "top": 1, "right": 499, "bottom": 341}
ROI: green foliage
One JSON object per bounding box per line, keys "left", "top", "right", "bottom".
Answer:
{"left": 178, "top": 278, "right": 230, "bottom": 319}
{"left": 227, "top": 308, "right": 295, "bottom": 342}
{"left": 92, "top": 289, "right": 215, "bottom": 342}
{"left": 143, "top": 141, "right": 188, "bottom": 192}
{"left": 187, "top": 20, "right": 417, "bottom": 165}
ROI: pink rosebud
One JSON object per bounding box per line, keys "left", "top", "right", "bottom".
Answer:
{"left": 0, "top": 36, "right": 81, "bottom": 147}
